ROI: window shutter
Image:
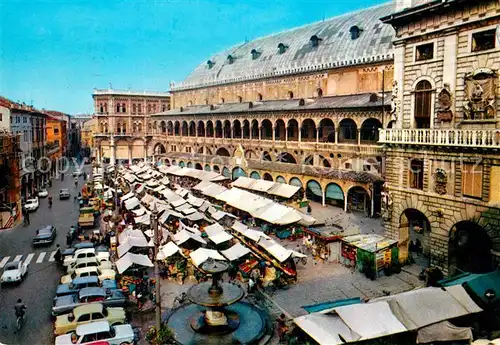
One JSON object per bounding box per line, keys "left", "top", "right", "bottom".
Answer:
{"left": 462, "top": 163, "right": 483, "bottom": 198}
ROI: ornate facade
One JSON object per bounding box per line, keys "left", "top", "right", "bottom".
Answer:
{"left": 380, "top": 0, "right": 500, "bottom": 275}
{"left": 92, "top": 89, "right": 170, "bottom": 164}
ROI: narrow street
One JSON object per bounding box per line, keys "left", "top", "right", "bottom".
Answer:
{"left": 0, "top": 164, "right": 90, "bottom": 345}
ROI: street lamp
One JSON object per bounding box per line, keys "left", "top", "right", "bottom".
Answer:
{"left": 150, "top": 202, "right": 161, "bottom": 330}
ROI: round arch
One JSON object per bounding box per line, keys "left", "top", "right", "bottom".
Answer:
{"left": 204, "top": 164, "right": 211, "bottom": 172}
{"left": 449, "top": 221, "right": 493, "bottom": 275}
{"left": 262, "top": 151, "right": 272, "bottom": 161}
{"left": 216, "top": 147, "right": 230, "bottom": 157}
{"left": 187, "top": 162, "right": 193, "bottom": 168}
{"left": 301, "top": 119, "right": 316, "bottom": 142}
{"left": 222, "top": 167, "right": 231, "bottom": 178}
{"left": 319, "top": 118, "right": 335, "bottom": 143}
{"left": 174, "top": 121, "right": 180, "bottom": 136}
{"left": 181, "top": 121, "right": 188, "bottom": 136}
{"left": 232, "top": 167, "right": 247, "bottom": 180}
{"left": 289, "top": 177, "right": 302, "bottom": 188}
{"left": 197, "top": 121, "right": 205, "bottom": 137}
{"left": 153, "top": 143, "right": 166, "bottom": 155}
{"left": 179, "top": 161, "right": 185, "bottom": 168}
{"left": 189, "top": 121, "right": 196, "bottom": 136}
{"left": 325, "top": 183, "right": 344, "bottom": 208}
{"left": 304, "top": 155, "right": 314, "bottom": 166}
{"left": 339, "top": 119, "right": 358, "bottom": 142}
{"left": 261, "top": 119, "right": 272, "bottom": 140}
{"left": 306, "top": 180, "right": 322, "bottom": 202}
{"left": 347, "top": 186, "right": 371, "bottom": 216}
{"left": 250, "top": 171, "right": 261, "bottom": 180}
{"left": 251, "top": 120, "right": 259, "bottom": 139}
{"left": 276, "top": 176, "right": 286, "bottom": 184}
{"left": 206, "top": 121, "right": 214, "bottom": 137}
{"left": 215, "top": 120, "right": 223, "bottom": 138}
{"left": 263, "top": 173, "right": 273, "bottom": 181}
{"left": 276, "top": 152, "right": 296, "bottom": 164}
{"left": 167, "top": 121, "right": 173, "bottom": 135}
{"left": 399, "top": 209, "right": 431, "bottom": 268}
{"left": 275, "top": 119, "right": 286, "bottom": 141}
{"left": 287, "top": 119, "right": 299, "bottom": 141}
{"left": 195, "top": 163, "right": 203, "bottom": 170}
{"left": 360, "top": 118, "right": 383, "bottom": 142}
{"left": 213, "top": 165, "right": 220, "bottom": 173}
{"left": 223, "top": 120, "right": 231, "bottom": 138}
{"left": 171, "top": 160, "right": 177, "bottom": 166}
{"left": 233, "top": 120, "right": 242, "bottom": 138}
{"left": 242, "top": 120, "right": 250, "bottom": 139}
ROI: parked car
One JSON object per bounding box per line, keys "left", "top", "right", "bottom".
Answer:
{"left": 63, "top": 248, "right": 110, "bottom": 267}
{"left": 59, "top": 188, "right": 71, "bottom": 200}
{"left": 55, "top": 321, "right": 134, "bottom": 345}
{"left": 52, "top": 287, "right": 127, "bottom": 317}
{"left": 66, "top": 257, "right": 112, "bottom": 275}
{"left": 61, "top": 266, "right": 116, "bottom": 285}
{"left": 54, "top": 303, "right": 127, "bottom": 336}
{"left": 32, "top": 225, "right": 57, "bottom": 246}
{"left": 73, "top": 169, "right": 83, "bottom": 177}
{"left": 25, "top": 197, "right": 39, "bottom": 212}
{"left": 38, "top": 189, "right": 49, "bottom": 198}
{"left": 56, "top": 276, "right": 100, "bottom": 298}
{"left": 1, "top": 261, "right": 28, "bottom": 284}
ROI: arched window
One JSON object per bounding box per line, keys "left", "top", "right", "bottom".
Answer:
{"left": 137, "top": 104, "right": 142, "bottom": 113}
{"left": 132, "top": 104, "right": 136, "bottom": 113}
{"left": 237, "top": 96, "right": 243, "bottom": 103}
{"left": 221, "top": 97, "right": 225, "bottom": 104}
{"left": 257, "top": 93, "right": 263, "bottom": 101}
{"left": 414, "top": 80, "right": 432, "bottom": 128}
{"left": 288, "top": 91, "right": 294, "bottom": 99}
{"left": 116, "top": 104, "right": 120, "bottom": 113}
{"left": 316, "top": 88, "right": 323, "bottom": 98}
{"left": 121, "top": 103, "right": 126, "bottom": 113}
{"left": 99, "top": 104, "right": 104, "bottom": 113}
{"left": 147, "top": 104, "right": 152, "bottom": 113}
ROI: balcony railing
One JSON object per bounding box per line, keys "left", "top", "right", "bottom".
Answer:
{"left": 379, "top": 129, "right": 500, "bottom": 148}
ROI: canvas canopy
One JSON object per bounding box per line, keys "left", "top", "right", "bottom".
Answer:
{"left": 190, "top": 248, "right": 226, "bottom": 267}
{"left": 268, "top": 183, "right": 300, "bottom": 198}
{"left": 118, "top": 228, "right": 146, "bottom": 244}
{"left": 132, "top": 207, "right": 148, "bottom": 216}
{"left": 194, "top": 181, "right": 228, "bottom": 198}
{"left": 121, "top": 192, "right": 135, "bottom": 202}
{"left": 174, "top": 230, "right": 206, "bottom": 245}
{"left": 135, "top": 214, "right": 151, "bottom": 225}
{"left": 124, "top": 197, "right": 140, "bottom": 210}
{"left": 242, "top": 228, "right": 270, "bottom": 242}
{"left": 231, "top": 221, "right": 248, "bottom": 234}
{"left": 204, "top": 223, "right": 233, "bottom": 244}
{"left": 252, "top": 203, "right": 302, "bottom": 225}
{"left": 116, "top": 253, "right": 153, "bottom": 274}
{"left": 160, "top": 176, "right": 170, "bottom": 185}
{"left": 211, "top": 211, "right": 237, "bottom": 221}
{"left": 221, "top": 243, "right": 251, "bottom": 261}
{"left": 231, "top": 176, "right": 299, "bottom": 198}
{"left": 232, "top": 177, "right": 256, "bottom": 189}
{"left": 416, "top": 321, "right": 473, "bottom": 344}
{"left": 159, "top": 210, "right": 184, "bottom": 223}
{"left": 117, "top": 236, "right": 150, "bottom": 258}
{"left": 294, "top": 313, "right": 360, "bottom": 345}
{"left": 258, "top": 238, "right": 292, "bottom": 262}
{"left": 370, "top": 285, "right": 482, "bottom": 330}
{"left": 157, "top": 242, "right": 180, "bottom": 260}
{"left": 123, "top": 174, "right": 137, "bottom": 183}
{"left": 179, "top": 220, "right": 201, "bottom": 235}
{"left": 146, "top": 179, "right": 159, "bottom": 187}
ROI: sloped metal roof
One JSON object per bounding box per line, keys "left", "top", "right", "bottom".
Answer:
{"left": 153, "top": 92, "right": 390, "bottom": 117}
{"left": 173, "top": 3, "right": 395, "bottom": 91}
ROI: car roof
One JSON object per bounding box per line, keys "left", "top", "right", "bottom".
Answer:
{"left": 4, "top": 262, "right": 19, "bottom": 269}
{"left": 26, "top": 199, "right": 37, "bottom": 202}
{"left": 72, "top": 276, "right": 99, "bottom": 285}
{"left": 73, "top": 242, "right": 94, "bottom": 249}
{"left": 60, "top": 188, "right": 69, "bottom": 192}
{"left": 78, "top": 287, "right": 106, "bottom": 298}
{"left": 37, "top": 226, "right": 53, "bottom": 232}
{"left": 75, "top": 266, "right": 99, "bottom": 274}
{"left": 76, "top": 321, "right": 110, "bottom": 336}
{"left": 74, "top": 303, "right": 104, "bottom": 317}
{"left": 74, "top": 248, "right": 96, "bottom": 254}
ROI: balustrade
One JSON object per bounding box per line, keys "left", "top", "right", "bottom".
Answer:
{"left": 379, "top": 129, "right": 500, "bottom": 148}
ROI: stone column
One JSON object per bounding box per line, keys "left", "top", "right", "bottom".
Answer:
{"left": 128, "top": 143, "right": 132, "bottom": 164}
{"left": 357, "top": 129, "right": 361, "bottom": 146}
{"left": 285, "top": 127, "right": 288, "bottom": 142}
{"left": 272, "top": 126, "right": 275, "bottom": 142}
{"left": 144, "top": 143, "right": 148, "bottom": 161}
{"left": 316, "top": 128, "right": 320, "bottom": 143}
{"left": 298, "top": 127, "right": 302, "bottom": 142}
{"left": 110, "top": 136, "right": 116, "bottom": 165}
{"left": 322, "top": 189, "right": 326, "bottom": 206}
{"left": 240, "top": 128, "right": 243, "bottom": 140}
{"left": 443, "top": 33, "right": 458, "bottom": 126}
{"left": 335, "top": 129, "right": 338, "bottom": 144}
{"left": 259, "top": 127, "right": 261, "bottom": 141}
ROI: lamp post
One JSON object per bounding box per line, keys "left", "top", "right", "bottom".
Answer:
{"left": 113, "top": 166, "right": 119, "bottom": 218}
{"left": 150, "top": 202, "right": 161, "bottom": 330}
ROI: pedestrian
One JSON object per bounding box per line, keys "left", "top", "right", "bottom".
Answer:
{"left": 54, "top": 244, "right": 62, "bottom": 264}
{"left": 22, "top": 205, "right": 29, "bottom": 225}
{"left": 306, "top": 204, "right": 312, "bottom": 215}
{"left": 66, "top": 232, "right": 72, "bottom": 247}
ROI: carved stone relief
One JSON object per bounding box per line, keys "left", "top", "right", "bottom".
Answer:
{"left": 434, "top": 168, "right": 447, "bottom": 195}
{"left": 390, "top": 81, "right": 400, "bottom": 122}
{"left": 437, "top": 83, "right": 453, "bottom": 122}
{"left": 463, "top": 68, "right": 497, "bottom": 120}
{"left": 381, "top": 183, "right": 393, "bottom": 221}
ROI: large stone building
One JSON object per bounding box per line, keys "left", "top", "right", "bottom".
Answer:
{"left": 148, "top": 3, "right": 395, "bottom": 217}
{"left": 380, "top": 0, "right": 500, "bottom": 275}
{"left": 92, "top": 89, "right": 170, "bottom": 164}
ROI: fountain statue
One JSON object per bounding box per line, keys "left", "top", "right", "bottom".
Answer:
{"left": 165, "top": 259, "right": 268, "bottom": 344}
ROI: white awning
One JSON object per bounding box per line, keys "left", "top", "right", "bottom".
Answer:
{"left": 146, "top": 179, "right": 159, "bottom": 187}
{"left": 242, "top": 229, "right": 270, "bottom": 242}
{"left": 123, "top": 174, "right": 137, "bottom": 183}
{"left": 190, "top": 248, "right": 226, "bottom": 267}
{"left": 204, "top": 223, "right": 225, "bottom": 234}
{"left": 132, "top": 206, "right": 148, "bottom": 216}
{"left": 173, "top": 229, "right": 206, "bottom": 245}
{"left": 175, "top": 188, "right": 189, "bottom": 198}
{"left": 135, "top": 214, "right": 151, "bottom": 225}
{"left": 117, "top": 236, "right": 150, "bottom": 258}
{"left": 252, "top": 203, "right": 302, "bottom": 225}
{"left": 153, "top": 185, "right": 166, "bottom": 192}
{"left": 211, "top": 211, "right": 237, "bottom": 221}
{"left": 231, "top": 221, "right": 248, "bottom": 234}
{"left": 157, "top": 241, "right": 180, "bottom": 260}
{"left": 116, "top": 253, "right": 154, "bottom": 274}
{"left": 221, "top": 243, "right": 251, "bottom": 261}
{"left": 268, "top": 183, "right": 300, "bottom": 198}
{"left": 124, "top": 197, "right": 140, "bottom": 210}
{"left": 179, "top": 221, "right": 201, "bottom": 235}
{"left": 294, "top": 313, "right": 359, "bottom": 345}
{"left": 187, "top": 195, "right": 204, "bottom": 207}
{"left": 121, "top": 192, "right": 135, "bottom": 202}
{"left": 186, "top": 212, "right": 207, "bottom": 222}
{"left": 193, "top": 181, "right": 228, "bottom": 198}
{"left": 257, "top": 238, "right": 292, "bottom": 262}
{"left": 232, "top": 176, "right": 255, "bottom": 189}
{"left": 118, "top": 228, "right": 146, "bottom": 244}
{"left": 250, "top": 179, "right": 275, "bottom": 192}
{"left": 159, "top": 210, "right": 184, "bottom": 223}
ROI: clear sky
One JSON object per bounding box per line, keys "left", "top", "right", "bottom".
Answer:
{"left": 0, "top": 0, "right": 383, "bottom": 114}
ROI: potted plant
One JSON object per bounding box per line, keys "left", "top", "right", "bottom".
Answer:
{"left": 145, "top": 324, "right": 175, "bottom": 345}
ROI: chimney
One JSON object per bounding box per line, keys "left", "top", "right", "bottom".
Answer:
{"left": 395, "top": 0, "right": 413, "bottom": 12}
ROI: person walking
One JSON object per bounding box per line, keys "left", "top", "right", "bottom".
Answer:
{"left": 66, "top": 232, "right": 72, "bottom": 247}
{"left": 54, "top": 244, "right": 62, "bottom": 265}
{"left": 22, "top": 205, "right": 29, "bottom": 225}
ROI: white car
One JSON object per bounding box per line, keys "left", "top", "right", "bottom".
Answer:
{"left": 24, "top": 197, "right": 39, "bottom": 212}
{"left": 55, "top": 320, "right": 135, "bottom": 345}
{"left": 38, "top": 189, "right": 49, "bottom": 198}
{"left": 63, "top": 248, "right": 110, "bottom": 267}
{"left": 1, "top": 261, "right": 28, "bottom": 284}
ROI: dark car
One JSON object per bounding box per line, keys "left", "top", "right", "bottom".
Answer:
{"left": 33, "top": 226, "right": 57, "bottom": 246}
{"left": 52, "top": 287, "right": 126, "bottom": 317}
{"left": 55, "top": 276, "right": 100, "bottom": 297}
{"left": 59, "top": 189, "right": 71, "bottom": 200}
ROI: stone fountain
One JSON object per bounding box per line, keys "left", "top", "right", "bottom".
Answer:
{"left": 165, "top": 259, "right": 268, "bottom": 344}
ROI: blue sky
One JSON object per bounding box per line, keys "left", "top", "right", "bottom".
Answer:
{"left": 0, "top": 0, "right": 382, "bottom": 114}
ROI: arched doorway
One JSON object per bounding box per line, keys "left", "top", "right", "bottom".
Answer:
{"left": 195, "top": 163, "right": 202, "bottom": 170}
{"left": 347, "top": 186, "right": 371, "bottom": 216}
{"left": 216, "top": 147, "right": 230, "bottom": 157}
{"left": 289, "top": 177, "right": 302, "bottom": 188}
{"left": 263, "top": 173, "right": 273, "bottom": 181}
{"left": 179, "top": 161, "right": 185, "bottom": 168}
{"left": 319, "top": 119, "right": 335, "bottom": 142}
{"left": 250, "top": 171, "right": 261, "bottom": 180}
{"left": 232, "top": 167, "right": 247, "bottom": 180}
{"left": 301, "top": 119, "right": 316, "bottom": 142}
{"left": 276, "top": 176, "right": 286, "bottom": 184}
{"left": 171, "top": 160, "right": 177, "bottom": 166}
{"left": 262, "top": 151, "right": 272, "bottom": 161}
{"left": 325, "top": 183, "right": 344, "bottom": 208}
{"left": 154, "top": 143, "right": 166, "bottom": 155}
{"left": 339, "top": 119, "right": 358, "bottom": 143}
{"left": 306, "top": 180, "right": 322, "bottom": 203}
{"left": 360, "top": 118, "right": 382, "bottom": 142}
{"left": 213, "top": 165, "right": 220, "bottom": 173}
{"left": 261, "top": 119, "right": 272, "bottom": 140}
{"left": 204, "top": 164, "right": 211, "bottom": 172}
{"left": 400, "top": 209, "right": 431, "bottom": 268}
{"left": 222, "top": 167, "right": 231, "bottom": 178}
{"left": 449, "top": 221, "right": 493, "bottom": 275}
{"left": 187, "top": 162, "right": 193, "bottom": 168}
